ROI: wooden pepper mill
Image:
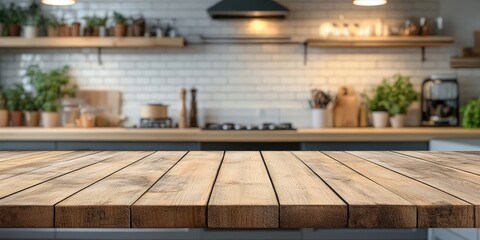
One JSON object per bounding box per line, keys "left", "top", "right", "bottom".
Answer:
{"left": 179, "top": 88, "right": 187, "bottom": 129}
{"left": 189, "top": 88, "right": 198, "bottom": 128}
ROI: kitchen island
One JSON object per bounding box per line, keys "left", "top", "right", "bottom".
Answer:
{"left": 0, "top": 151, "right": 478, "bottom": 229}
{"left": 1, "top": 127, "right": 480, "bottom": 151}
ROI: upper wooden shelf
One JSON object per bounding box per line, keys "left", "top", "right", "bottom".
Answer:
{"left": 0, "top": 37, "right": 185, "bottom": 48}
{"left": 305, "top": 36, "right": 454, "bottom": 47}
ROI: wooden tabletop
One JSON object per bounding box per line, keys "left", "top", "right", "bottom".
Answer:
{"left": 0, "top": 151, "right": 478, "bottom": 229}
{"left": 1, "top": 127, "right": 480, "bottom": 142}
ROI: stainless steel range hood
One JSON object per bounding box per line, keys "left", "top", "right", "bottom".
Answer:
{"left": 207, "top": 0, "right": 289, "bottom": 19}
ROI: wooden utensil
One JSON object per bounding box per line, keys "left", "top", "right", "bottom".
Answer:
{"left": 75, "top": 90, "right": 122, "bottom": 127}
{"left": 189, "top": 88, "right": 198, "bottom": 128}
{"left": 179, "top": 88, "right": 187, "bottom": 129}
{"left": 334, "top": 85, "right": 360, "bottom": 128}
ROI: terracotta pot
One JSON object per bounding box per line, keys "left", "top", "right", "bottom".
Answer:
{"left": 24, "top": 111, "right": 40, "bottom": 127}
{"left": 390, "top": 114, "right": 407, "bottom": 128}
{"left": 47, "top": 26, "right": 59, "bottom": 37}
{"left": 371, "top": 111, "right": 389, "bottom": 128}
{"left": 41, "top": 112, "right": 59, "bottom": 128}
{"left": 114, "top": 23, "right": 127, "bottom": 37}
{"left": 71, "top": 22, "right": 81, "bottom": 37}
{"left": 0, "top": 110, "right": 8, "bottom": 127}
{"left": 59, "top": 23, "right": 70, "bottom": 37}
{"left": 10, "top": 111, "right": 23, "bottom": 126}
{"left": 8, "top": 24, "right": 21, "bottom": 36}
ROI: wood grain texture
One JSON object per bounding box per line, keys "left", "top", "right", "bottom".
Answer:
{"left": 307, "top": 36, "right": 454, "bottom": 47}
{"left": 262, "top": 151, "right": 346, "bottom": 228}
{"left": 350, "top": 151, "right": 480, "bottom": 228}
{"left": 132, "top": 151, "right": 223, "bottom": 228}
{"left": 0, "top": 151, "right": 90, "bottom": 180}
{"left": 294, "top": 151, "right": 416, "bottom": 228}
{"left": 0, "top": 37, "right": 185, "bottom": 48}
{"left": 398, "top": 151, "right": 480, "bottom": 175}
{"left": 55, "top": 151, "right": 185, "bottom": 228}
{"left": 208, "top": 152, "right": 278, "bottom": 228}
{"left": 0, "top": 151, "right": 119, "bottom": 199}
{"left": 325, "top": 151, "right": 474, "bottom": 228}
{"left": 0, "top": 151, "right": 152, "bottom": 227}
{"left": 0, "top": 151, "right": 43, "bottom": 162}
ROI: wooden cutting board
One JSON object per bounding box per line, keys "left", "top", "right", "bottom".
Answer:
{"left": 76, "top": 90, "right": 122, "bottom": 127}
{"left": 334, "top": 85, "right": 359, "bottom": 127}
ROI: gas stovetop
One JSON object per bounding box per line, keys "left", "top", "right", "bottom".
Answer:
{"left": 203, "top": 122, "right": 295, "bottom": 131}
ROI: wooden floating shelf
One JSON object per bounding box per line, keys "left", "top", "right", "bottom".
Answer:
{"left": 305, "top": 36, "right": 454, "bottom": 47}
{"left": 450, "top": 57, "right": 480, "bottom": 68}
{"left": 0, "top": 37, "right": 185, "bottom": 48}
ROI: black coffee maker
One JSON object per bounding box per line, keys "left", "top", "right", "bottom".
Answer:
{"left": 421, "top": 74, "right": 459, "bottom": 126}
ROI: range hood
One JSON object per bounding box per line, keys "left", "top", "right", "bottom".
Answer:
{"left": 208, "top": 0, "right": 289, "bottom": 19}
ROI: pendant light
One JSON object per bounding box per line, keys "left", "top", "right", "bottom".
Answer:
{"left": 41, "top": 0, "right": 76, "bottom": 6}
{"left": 353, "top": 0, "right": 387, "bottom": 6}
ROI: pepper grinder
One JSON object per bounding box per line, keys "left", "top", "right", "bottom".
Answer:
{"left": 179, "top": 88, "right": 187, "bottom": 129}
{"left": 189, "top": 88, "right": 198, "bottom": 128}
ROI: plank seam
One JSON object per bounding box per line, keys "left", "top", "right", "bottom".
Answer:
{"left": 346, "top": 151, "right": 478, "bottom": 227}
{"left": 52, "top": 151, "right": 157, "bottom": 228}
{"left": 0, "top": 152, "right": 109, "bottom": 200}
{"left": 259, "top": 151, "right": 281, "bottom": 228}
{"left": 289, "top": 151, "right": 350, "bottom": 225}
{"left": 205, "top": 151, "right": 226, "bottom": 228}
{"left": 128, "top": 151, "right": 189, "bottom": 228}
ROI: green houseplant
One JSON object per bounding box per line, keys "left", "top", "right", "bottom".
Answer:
{"left": 22, "top": 91, "right": 40, "bottom": 127}
{"left": 46, "top": 14, "right": 60, "bottom": 37}
{"left": 5, "top": 84, "right": 25, "bottom": 126}
{"left": 0, "top": 85, "right": 8, "bottom": 127}
{"left": 23, "top": 1, "right": 42, "bottom": 38}
{"left": 27, "top": 65, "right": 76, "bottom": 127}
{"left": 461, "top": 98, "right": 480, "bottom": 128}
{"left": 97, "top": 14, "right": 108, "bottom": 37}
{"left": 0, "top": 4, "right": 6, "bottom": 37}
{"left": 383, "top": 74, "right": 418, "bottom": 128}
{"left": 5, "top": 3, "right": 26, "bottom": 36}
{"left": 83, "top": 16, "right": 99, "bottom": 36}
{"left": 366, "top": 80, "right": 390, "bottom": 128}
{"left": 113, "top": 11, "right": 127, "bottom": 37}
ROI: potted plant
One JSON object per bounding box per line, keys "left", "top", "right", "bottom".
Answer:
{"left": 23, "top": 1, "right": 42, "bottom": 38}
{"left": 309, "top": 89, "right": 332, "bottom": 128}
{"left": 131, "top": 14, "right": 145, "bottom": 37}
{"left": 461, "top": 98, "right": 480, "bottom": 128}
{"left": 27, "top": 65, "right": 77, "bottom": 128}
{"left": 97, "top": 14, "right": 108, "bottom": 37}
{"left": 113, "top": 11, "right": 127, "bottom": 37}
{"left": 83, "top": 16, "right": 99, "bottom": 36}
{"left": 384, "top": 74, "right": 418, "bottom": 128}
{"left": 22, "top": 91, "right": 40, "bottom": 127}
{"left": 0, "top": 4, "right": 6, "bottom": 37}
{"left": 5, "top": 3, "right": 25, "bottom": 36}
{"left": 5, "top": 84, "right": 25, "bottom": 127}
{"left": 366, "top": 81, "right": 390, "bottom": 128}
{"left": 0, "top": 85, "right": 8, "bottom": 127}
{"left": 46, "top": 14, "right": 60, "bottom": 37}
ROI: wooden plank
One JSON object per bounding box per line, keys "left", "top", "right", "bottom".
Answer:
{"left": 0, "top": 151, "right": 152, "bottom": 228}
{"left": 307, "top": 36, "right": 454, "bottom": 48}
{"left": 350, "top": 151, "right": 480, "bottom": 228}
{"left": 398, "top": 151, "right": 480, "bottom": 175}
{"left": 208, "top": 152, "right": 278, "bottom": 228}
{"left": 55, "top": 151, "right": 185, "bottom": 228}
{"left": 0, "top": 151, "right": 91, "bottom": 180}
{"left": 294, "top": 151, "right": 416, "bottom": 228}
{"left": 0, "top": 37, "right": 185, "bottom": 48}
{"left": 325, "top": 151, "right": 474, "bottom": 228}
{"left": 0, "top": 151, "right": 48, "bottom": 163}
{"left": 0, "top": 151, "right": 123, "bottom": 199}
{"left": 262, "top": 151, "right": 346, "bottom": 228}
{"left": 132, "top": 151, "right": 223, "bottom": 228}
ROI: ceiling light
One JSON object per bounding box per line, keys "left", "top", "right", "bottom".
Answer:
{"left": 353, "top": 0, "right": 387, "bottom": 6}
{"left": 41, "top": 0, "right": 76, "bottom": 6}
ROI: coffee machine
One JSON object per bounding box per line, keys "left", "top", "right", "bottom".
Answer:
{"left": 421, "top": 74, "right": 459, "bottom": 126}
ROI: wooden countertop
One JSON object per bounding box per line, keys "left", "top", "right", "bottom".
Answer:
{"left": 0, "top": 127, "right": 479, "bottom": 142}
{"left": 0, "top": 151, "right": 478, "bottom": 228}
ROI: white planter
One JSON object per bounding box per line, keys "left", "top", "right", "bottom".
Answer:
{"left": 99, "top": 26, "right": 107, "bottom": 37}
{"left": 371, "top": 111, "right": 389, "bottom": 128}
{"left": 0, "top": 110, "right": 8, "bottom": 127}
{"left": 41, "top": 112, "right": 59, "bottom": 128}
{"left": 23, "top": 26, "right": 37, "bottom": 38}
{"left": 390, "top": 114, "right": 407, "bottom": 128}
{"left": 312, "top": 109, "right": 330, "bottom": 128}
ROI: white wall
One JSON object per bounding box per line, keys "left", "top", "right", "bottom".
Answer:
{"left": 0, "top": 0, "right": 479, "bottom": 127}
